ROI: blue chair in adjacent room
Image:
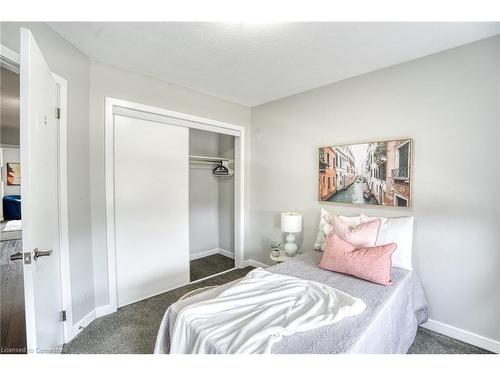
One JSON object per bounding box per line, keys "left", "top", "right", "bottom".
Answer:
{"left": 3, "top": 195, "right": 21, "bottom": 220}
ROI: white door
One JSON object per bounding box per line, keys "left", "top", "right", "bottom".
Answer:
{"left": 114, "top": 115, "right": 190, "bottom": 307}
{"left": 20, "top": 28, "right": 64, "bottom": 352}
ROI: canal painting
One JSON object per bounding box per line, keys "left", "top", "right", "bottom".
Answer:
{"left": 319, "top": 139, "right": 412, "bottom": 207}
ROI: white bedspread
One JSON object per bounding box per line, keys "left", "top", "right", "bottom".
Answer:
{"left": 170, "top": 268, "right": 366, "bottom": 354}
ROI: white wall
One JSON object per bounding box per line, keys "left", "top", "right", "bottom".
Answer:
{"left": 0, "top": 127, "right": 19, "bottom": 146}
{"left": 249, "top": 36, "right": 500, "bottom": 343}
{"left": 0, "top": 66, "right": 20, "bottom": 145}
{"left": 1, "top": 22, "right": 95, "bottom": 323}
{"left": 89, "top": 61, "right": 251, "bottom": 307}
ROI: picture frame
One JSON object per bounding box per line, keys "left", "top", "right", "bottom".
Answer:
{"left": 6, "top": 162, "right": 21, "bottom": 186}
{"left": 319, "top": 139, "right": 412, "bottom": 207}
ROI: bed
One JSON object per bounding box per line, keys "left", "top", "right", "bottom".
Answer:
{"left": 154, "top": 250, "right": 428, "bottom": 354}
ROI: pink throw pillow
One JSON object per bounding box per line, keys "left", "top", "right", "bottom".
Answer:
{"left": 319, "top": 233, "right": 397, "bottom": 286}
{"left": 330, "top": 216, "right": 380, "bottom": 248}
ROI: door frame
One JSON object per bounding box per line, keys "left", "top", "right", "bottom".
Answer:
{"left": 104, "top": 97, "right": 246, "bottom": 312}
{"left": 0, "top": 43, "right": 73, "bottom": 344}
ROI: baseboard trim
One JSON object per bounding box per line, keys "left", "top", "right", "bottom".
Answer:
{"left": 69, "top": 309, "right": 96, "bottom": 342}
{"left": 66, "top": 304, "right": 117, "bottom": 343}
{"left": 421, "top": 319, "right": 499, "bottom": 353}
{"left": 242, "top": 259, "right": 270, "bottom": 269}
{"left": 190, "top": 248, "right": 235, "bottom": 260}
{"left": 218, "top": 248, "right": 234, "bottom": 259}
{"left": 95, "top": 304, "right": 116, "bottom": 318}
{"left": 190, "top": 248, "right": 219, "bottom": 260}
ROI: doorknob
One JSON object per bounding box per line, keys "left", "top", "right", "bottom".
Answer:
{"left": 10, "top": 251, "right": 32, "bottom": 264}
{"left": 33, "top": 248, "right": 52, "bottom": 261}
{"left": 10, "top": 252, "right": 23, "bottom": 261}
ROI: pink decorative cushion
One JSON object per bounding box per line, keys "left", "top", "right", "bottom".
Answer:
{"left": 319, "top": 233, "right": 397, "bottom": 286}
{"left": 330, "top": 216, "right": 380, "bottom": 248}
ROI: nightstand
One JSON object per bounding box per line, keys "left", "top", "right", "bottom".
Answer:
{"left": 270, "top": 251, "right": 295, "bottom": 263}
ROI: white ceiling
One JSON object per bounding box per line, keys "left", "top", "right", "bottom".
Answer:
{"left": 48, "top": 22, "right": 500, "bottom": 107}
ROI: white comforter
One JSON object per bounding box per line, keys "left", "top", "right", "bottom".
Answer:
{"left": 170, "top": 268, "right": 366, "bottom": 354}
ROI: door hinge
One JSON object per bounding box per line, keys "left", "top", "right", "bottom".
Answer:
{"left": 61, "top": 310, "right": 67, "bottom": 322}
{"left": 56, "top": 107, "right": 61, "bottom": 119}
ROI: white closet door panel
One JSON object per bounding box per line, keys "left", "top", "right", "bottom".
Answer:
{"left": 114, "top": 115, "right": 189, "bottom": 307}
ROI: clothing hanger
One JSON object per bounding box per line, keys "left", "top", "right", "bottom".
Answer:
{"left": 213, "top": 161, "right": 230, "bottom": 176}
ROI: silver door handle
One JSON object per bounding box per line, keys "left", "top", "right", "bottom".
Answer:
{"left": 33, "top": 248, "right": 52, "bottom": 261}
{"left": 10, "top": 251, "right": 32, "bottom": 264}
{"left": 10, "top": 252, "right": 23, "bottom": 261}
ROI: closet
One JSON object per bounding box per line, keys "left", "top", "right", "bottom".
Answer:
{"left": 189, "top": 129, "right": 235, "bottom": 282}
{"left": 106, "top": 99, "right": 242, "bottom": 309}
{"left": 113, "top": 115, "right": 190, "bottom": 307}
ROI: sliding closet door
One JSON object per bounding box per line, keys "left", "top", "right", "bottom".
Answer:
{"left": 114, "top": 115, "right": 189, "bottom": 307}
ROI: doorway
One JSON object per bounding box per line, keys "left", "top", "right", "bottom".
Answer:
{"left": 189, "top": 129, "right": 236, "bottom": 282}
{"left": 0, "top": 39, "right": 71, "bottom": 354}
{"left": 0, "top": 59, "right": 25, "bottom": 354}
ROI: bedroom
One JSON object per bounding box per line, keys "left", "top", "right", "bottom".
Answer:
{"left": 0, "top": 0, "right": 499, "bottom": 372}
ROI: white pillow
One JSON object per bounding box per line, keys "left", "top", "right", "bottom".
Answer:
{"left": 313, "top": 208, "right": 361, "bottom": 251}
{"left": 360, "top": 214, "right": 414, "bottom": 271}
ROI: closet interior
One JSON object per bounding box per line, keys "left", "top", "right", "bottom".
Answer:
{"left": 189, "top": 128, "right": 235, "bottom": 282}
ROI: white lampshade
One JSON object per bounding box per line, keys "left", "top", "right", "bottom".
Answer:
{"left": 281, "top": 212, "right": 302, "bottom": 233}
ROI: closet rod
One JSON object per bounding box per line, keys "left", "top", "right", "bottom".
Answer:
{"left": 189, "top": 160, "right": 233, "bottom": 165}
{"left": 189, "top": 155, "right": 232, "bottom": 163}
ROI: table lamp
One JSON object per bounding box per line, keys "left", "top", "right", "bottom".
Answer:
{"left": 281, "top": 212, "right": 303, "bottom": 256}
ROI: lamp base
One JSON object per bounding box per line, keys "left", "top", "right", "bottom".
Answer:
{"left": 284, "top": 233, "right": 298, "bottom": 256}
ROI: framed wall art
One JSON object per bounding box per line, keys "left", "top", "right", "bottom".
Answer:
{"left": 7, "top": 162, "right": 21, "bottom": 186}
{"left": 319, "top": 139, "right": 411, "bottom": 207}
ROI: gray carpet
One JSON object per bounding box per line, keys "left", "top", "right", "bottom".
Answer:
{"left": 190, "top": 253, "right": 234, "bottom": 281}
{"left": 408, "top": 327, "right": 491, "bottom": 354}
{"left": 63, "top": 266, "right": 493, "bottom": 354}
{"left": 0, "top": 220, "right": 22, "bottom": 241}
{"left": 62, "top": 267, "right": 254, "bottom": 354}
